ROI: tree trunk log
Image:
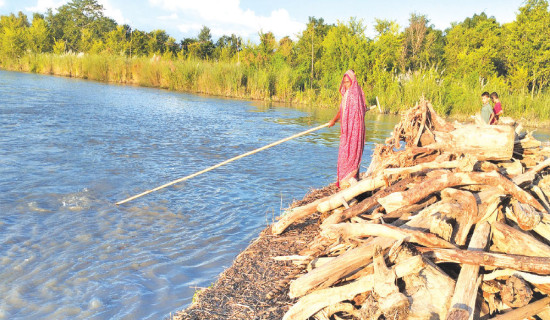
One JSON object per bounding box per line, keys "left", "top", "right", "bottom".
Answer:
{"left": 490, "top": 296, "right": 550, "bottom": 320}
{"left": 394, "top": 246, "right": 456, "bottom": 319}
{"left": 378, "top": 171, "right": 544, "bottom": 213}
{"left": 510, "top": 201, "right": 542, "bottom": 231}
{"left": 382, "top": 156, "right": 475, "bottom": 177}
{"left": 321, "top": 177, "right": 417, "bottom": 226}
{"left": 505, "top": 206, "right": 550, "bottom": 244}
{"left": 500, "top": 276, "right": 533, "bottom": 308}
{"left": 440, "top": 188, "right": 480, "bottom": 245}
{"left": 418, "top": 247, "right": 550, "bottom": 275}
{"left": 484, "top": 269, "right": 550, "bottom": 285}
{"left": 512, "top": 157, "right": 550, "bottom": 187}
{"left": 537, "top": 307, "right": 550, "bottom": 320}
{"left": 384, "top": 196, "right": 438, "bottom": 221}
{"left": 373, "top": 246, "right": 410, "bottom": 320}
{"left": 427, "top": 102, "right": 455, "bottom": 132}
{"left": 446, "top": 222, "right": 491, "bottom": 320}
{"left": 271, "top": 197, "right": 326, "bottom": 235}
{"left": 427, "top": 124, "right": 515, "bottom": 161}
{"left": 476, "top": 188, "right": 506, "bottom": 223}
{"left": 484, "top": 269, "right": 550, "bottom": 296}
{"left": 316, "top": 174, "right": 387, "bottom": 213}
{"left": 496, "top": 160, "right": 523, "bottom": 177}
{"left": 491, "top": 221, "right": 550, "bottom": 258}
{"left": 532, "top": 185, "right": 550, "bottom": 212}
{"left": 289, "top": 236, "right": 394, "bottom": 298}
{"left": 321, "top": 223, "right": 456, "bottom": 249}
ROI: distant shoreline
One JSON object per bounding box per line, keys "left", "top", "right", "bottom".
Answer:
{"left": 2, "top": 54, "right": 550, "bottom": 129}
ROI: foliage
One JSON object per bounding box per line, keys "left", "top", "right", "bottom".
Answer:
{"left": 2, "top": 0, "right": 550, "bottom": 121}
{"left": 197, "top": 26, "right": 215, "bottom": 59}
{"left": 0, "top": 12, "right": 29, "bottom": 58}
{"left": 504, "top": 0, "right": 550, "bottom": 97}
{"left": 319, "top": 18, "right": 372, "bottom": 89}
{"left": 46, "top": 0, "right": 116, "bottom": 52}
{"left": 444, "top": 13, "right": 504, "bottom": 78}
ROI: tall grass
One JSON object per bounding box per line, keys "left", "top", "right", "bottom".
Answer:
{"left": 2, "top": 52, "right": 550, "bottom": 122}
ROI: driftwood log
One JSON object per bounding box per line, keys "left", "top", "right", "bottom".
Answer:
{"left": 491, "top": 221, "right": 550, "bottom": 258}
{"left": 427, "top": 124, "right": 515, "bottom": 161}
{"left": 491, "top": 296, "right": 550, "bottom": 320}
{"left": 321, "top": 223, "right": 456, "bottom": 249}
{"left": 418, "top": 247, "right": 550, "bottom": 274}
{"left": 378, "top": 171, "right": 544, "bottom": 213}
{"left": 446, "top": 222, "right": 491, "bottom": 320}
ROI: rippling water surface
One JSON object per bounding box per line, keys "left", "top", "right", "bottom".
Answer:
{"left": 0, "top": 70, "right": 399, "bottom": 319}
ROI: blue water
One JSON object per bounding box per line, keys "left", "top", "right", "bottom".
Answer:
{"left": 0, "top": 70, "right": 398, "bottom": 319}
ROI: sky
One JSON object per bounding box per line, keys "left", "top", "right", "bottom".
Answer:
{"left": 0, "top": 0, "right": 527, "bottom": 42}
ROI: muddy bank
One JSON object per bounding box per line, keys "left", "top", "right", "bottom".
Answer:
{"left": 173, "top": 185, "right": 339, "bottom": 320}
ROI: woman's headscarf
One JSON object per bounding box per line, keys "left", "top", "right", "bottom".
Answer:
{"left": 339, "top": 70, "right": 366, "bottom": 110}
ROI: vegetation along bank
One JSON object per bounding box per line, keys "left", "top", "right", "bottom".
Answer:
{"left": 1, "top": 0, "right": 550, "bottom": 119}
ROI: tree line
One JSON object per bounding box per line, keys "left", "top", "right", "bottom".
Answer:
{"left": 1, "top": 0, "right": 550, "bottom": 118}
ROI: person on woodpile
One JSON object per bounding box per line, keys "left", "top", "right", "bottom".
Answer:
{"left": 480, "top": 91, "right": 495, "bottom": 125}
{"left": 328, "top": 70, "right": 367, "bottom": 189}
{"left": 490, "top": 92, "right": 503, "bottom": 124}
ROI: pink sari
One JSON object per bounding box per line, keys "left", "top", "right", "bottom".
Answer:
{"left": 337, "top": 70, "right": 366, "bottom": 187}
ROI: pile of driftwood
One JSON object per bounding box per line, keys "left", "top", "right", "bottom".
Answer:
{"left": 270, "top": 100, "right": 550, "bottom": 320}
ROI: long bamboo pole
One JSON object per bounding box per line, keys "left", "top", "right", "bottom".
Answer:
{"left": 116, "top": 122, "right": 330, "bottom": 205}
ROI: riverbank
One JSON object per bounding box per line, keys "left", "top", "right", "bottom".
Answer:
{"left": 0, "top": 54, "right": 339, "bottom": 108}
{"left": 173, "top": 184, "right": 339, "bottom": 320}
{"left": 3, "top": 53, "right": 550, "bottom": 122}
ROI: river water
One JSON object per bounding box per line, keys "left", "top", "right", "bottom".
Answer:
{"left": 0, "top": 69, "right": 400, "bottom": 319}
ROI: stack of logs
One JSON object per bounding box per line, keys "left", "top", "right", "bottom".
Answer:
{"left": 271, "top": 100, "right": 550, "bottom": 320}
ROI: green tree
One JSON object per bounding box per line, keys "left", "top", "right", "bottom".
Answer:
{"left": 257, "top": 30, "right": 276, "bottom": 65}
{"left": 180, "top": 37, "right": 198, "bottom": 59}
{"left": 213, "top": 34, "right": 242, "bottom": 61}
{"left": 278, "top": 36, "right": 293, "bottom": 63}
{"left": 372, "top": 19, "right": 402, "bottom": 72}
{"left": 147, "top": 29, "right": 171, "bottom": 55}
{"left": 0, "top": 12, "right": 29, "bottom": 58}
{"left": 165, "top": 36, "right": 178, "bottom": 56}
{"left": 320, "top": 18, "right": 372, "bottom": 88}
{"left": 53, "top": 38, "right": 67, "bottom": 54}
{"left": 400, "top": 14, "right": 444, "bottom": 71}
{"left": 104, "top": 25, "right": 129, "bottom": 55}
{"left": 444, "top": 13, "right": 504, "bottom": 78}
{"left": 504, "top": 0, "right": 550, "bottom": 96}
{"left": 47, "top": 0, "right": 116, "bottom": 52}
{"left": 259, "top": 31, "right": 276, "bottom": 55}
{"left": 27, "top": 13, "right": 51, "bottom": 53}
{"left": 128, "top": 29, "right": 148, "bottom": 56}
{"left": 79, "top": 28, "right": 94, "bottom": 52}
{"left": 197, "top": 26, "right": 215, "bottom": 59}
{"left": 293, "top": 17, "right": 332, "bottom": 90}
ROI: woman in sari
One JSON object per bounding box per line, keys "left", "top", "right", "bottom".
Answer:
{"left": 328, "top": 70, "right": 367, "bottom": 189}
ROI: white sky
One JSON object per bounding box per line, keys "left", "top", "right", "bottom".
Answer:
{"left": 0, "top": 0, "right": 526, "bottom": 42}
